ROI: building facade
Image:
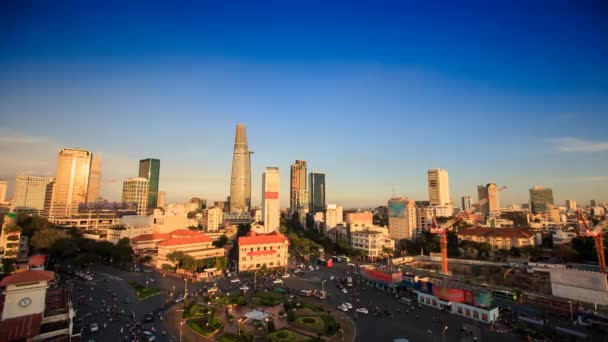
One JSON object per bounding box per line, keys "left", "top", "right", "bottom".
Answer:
{"left": 427, "top": 168, "right": 450, "bottom": 206}
{"left": 48, "top": 148, "right": 93, "bottom": 218}
{"left": 457, "top": 227, "right": 535, "bottom": 250}
{"left": 290, "top": 160, "right": 307, "bottom": 213}
{"left": 157, "top": 191, "right": 166, "bottom": 208}
{"left": 86, "top": 154, "right": 102, "bottom": 203}
{"left": 202, "top": 207, "right": 223, "bottom": 232}
{"left": 229, "top": 123, "right": 252, "bottom": 212}
{"left": 0, "top": 179, "right": 7, "bottom": 204}
{"left": 262, "top": 167, "right": 280, "bottom": 232}
{"left": 461, "top": 196, "right": 472, "bottom": 212}
{"left": 122, "top": 177, "right": 149, "bottom": 215}
{"left": 325, "top": 204, "right": 344, "bottom": 231}
{"left": 11, "top": 175, "right": 54, "bottom": 214}
{"left": 237, "top": 231, "right": 289, "bottom": 272}
{"left": 529, "top": 186, "right": 554, "bottom": 214}
{"left": 139, "top": 158, "right": 160, "bottom": 209}
{"left": 565, "top": 199, "right": 577, "bottom": 212}
{"left": 309, "top": 172, "right": 326, "bottom": 214}
{"left": 388, "top": 197, "right": 417, "bottom": 240}
{"left": 477, "top": 183, "right": 500, "bottom": 217}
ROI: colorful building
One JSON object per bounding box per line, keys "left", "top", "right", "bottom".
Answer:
{"left": 237, "top": 231, "right": 289, "bottom": 272}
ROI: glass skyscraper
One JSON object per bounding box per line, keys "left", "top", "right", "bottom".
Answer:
{"left": 309, "top": 172, "right": 326, "bottom": 214}
{"left": 139, "top": 158, "right": 160, "bottom": 209}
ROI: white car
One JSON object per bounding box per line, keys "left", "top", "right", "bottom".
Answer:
{"left": 273, "top": 279, "right": 283, "bottom": 285}
{"left": 174, "top": 296, "right": 184, "bottom": 303}
{"left": 356, "top": 308, "right": 369, "bottom": 314}
{"left": 282, "top": 273, "right": 290, "bottom": 278}
{"left": 230, "top": 278, "right": 241, "bottom": 283}
{"left": 90, "top": 323, "right": 99, "bottom": 332}
{"left": 342, "top": 288, "right": 348, "bottom": 294}
{"left": 308, "top": 266, "right": 314, "bottom": 271}
{"left": 240, "top": 286, "right": 250, "bottom": 292}
{"left": 329, "top": 275, "right": 335, "bottom": 280}
{"left": 344, "top": 302, "right": 353, "bottom": 309}
{"left": 338, "top": 304, "right": 349, "bottom": 312}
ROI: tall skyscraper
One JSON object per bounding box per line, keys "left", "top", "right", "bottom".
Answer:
{"left": 229, "top": 123, "right": 252, "bottom": 212}
{"left": 262, "top": 167, "right": 280, "bottom": 232}
{"left": 309, "top": 172, "right": 326, "bottom": 214}
{"left": 122, "top": 177, "right": 149, "bottom": 215}
{"left": 139, "top": 158, "right": 160, "bottom": 209}
{"left": 290, "top": 160, "right": 307, "bottom": 213}
{"left": 388, "top": 197, "right": 417, "bottom": 240}
{"left": 87, "top": 154, "right": 102, "bottom": 203}
{"left": 477, "top": 183, "right": 500, "bottom": 216}
{"left": 461, "top": 196, "right": 472, "bottom": 212}
{"left": 529, "top": 186, "right": 554, "bottom": 214}
{"left": 0, "top": 179, "right": 7, "bottom": 204}
{"left": 565, "top": 199, "right": 577, "bottom": 212}
{"left": 12, "top": 175, "right": 54, "bottom": 213}
{"left": 427, "top": 168, "right": 450, "bottom": 206}
{"left": 48, "top": 148, "right": 93, "bottom": 218}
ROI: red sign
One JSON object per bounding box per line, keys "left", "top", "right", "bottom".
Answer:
{"left": 265, "top": 192, "right": 278, "bottom": 199}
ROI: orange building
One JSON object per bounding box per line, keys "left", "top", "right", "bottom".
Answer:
{"left": 237, "top": 231, "right": 289, "bottom": 272}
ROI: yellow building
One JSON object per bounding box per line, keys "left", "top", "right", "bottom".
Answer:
{"left": 457, "top": 227, "right": 535, "bottom": 250}
{"left": 237, "top": 231, "right": 289, "bottom": 272}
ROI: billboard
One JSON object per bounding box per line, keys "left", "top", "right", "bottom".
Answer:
{"left": 550, "top": 268, "right": 608, "bottom": 305}
{"left": 389, "top": 200, "right": 406, "bottom": 218}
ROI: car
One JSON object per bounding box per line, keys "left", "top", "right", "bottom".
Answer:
{"left": 90, "top": 323, "right": 99, "bottom": 332}
{"left": 141, "top": 331, "right": 156, "bottom": 341}
{"left": 174, "top": 296, "right": 184, "bottom": 303}
{"left": 299, "top": 263, "right": 305, "bottom": 268}
{"left": 208, "top": 287, "right": 220, "bottom": 294}
{"left": 344, "top": 302, "right": 353, "bottom": 309}
{"left": 143, "top": 313, "right": 154, "bottom": 322}
{"left": 230, "top": 278, "right": 241, "bottom": 283}
{"left": 329, "top": 275, "right": 335, "bottom": 280}
{"left": 342, "top": 288, "right": 348, "bottom": 294}
{"left": 338, "top": 304, "right": 349, "bottom": 312}
{"left": 273, "top": 279, "right": 283, "bottom": 285}
{"left": 282, "top": 273, "right": 290, "bottom": 278}
{"left": 356, "top": 308, "right": 369, "bottom": 314}
{"left": 240, "top": 286, "right": 250, "bottom": 292}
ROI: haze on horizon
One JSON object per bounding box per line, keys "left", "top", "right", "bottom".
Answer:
{"left": 1, "top": 1, "right": 607, "bottom": 208}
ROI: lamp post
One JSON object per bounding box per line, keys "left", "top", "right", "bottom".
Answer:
{"left": 442, "top": 326, "right": 448, "bottom": 342}
{"left": 321, "top": 280, "right": 327, "bottom": 298}
{"left": 176, "top": 309, "right": 184, "bottom": 342}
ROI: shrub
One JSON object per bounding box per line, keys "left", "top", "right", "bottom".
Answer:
{"left": 267, "top": 320, "right": 276, "bottom": 333}
{"left": 287, "top": 310, "right": 295, "bottom": 322}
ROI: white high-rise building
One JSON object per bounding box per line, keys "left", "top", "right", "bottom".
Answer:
{"left": 262, "top": 167, "right": 280, "bottom": 232}
{"left": 48, "top": 148, "right": 93, "bottom": 218}
{"left": 203, "top": 207, "right": 223, "bottom": 232}
{"left": 325, "top": 204, "right": 343, "bottom": 230}
{"left": 12, "top": 175, "right": 54, "bottom": 213}
{"left": 0, "top": 179, "right": 7, "bottom": 204}
{"left": 122, "top": 177, "right": 149, "bottom": 216}
{"left": 427, "top": 168, "right": 450, "bottom": 206}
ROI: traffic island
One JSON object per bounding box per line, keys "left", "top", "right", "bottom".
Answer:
{"left": 128, "top": 281, "right": 160, "bottom": 300}
{"left": 268, "top": 328, "right": 315, "bottom": 342}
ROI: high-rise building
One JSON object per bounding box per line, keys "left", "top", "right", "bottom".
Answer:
{"left": 48, "top": 148, "right": 93, "bottom": 218}
{"left": 388, "top": 197, "right": 417, "bottom": 240}
{"left": 427, "top": 168, "right": 450, "bottom": 206}
{"left": 157, "top": 191, "right": 166, "bottom": 208}
{"left": 529, "top": 186, "right": 554, "bottom": 214}
{"left": 190, "top": 197, "right": 206, "bottom": 210}
{"left": 0, "top": 179, "right": 7, "bottom": 204}
{"left": 325, "top": 204, "right": 344, "bottom": 230}
{"left": 309, "top": 172, "right": 326, "bottom": 214}
{"left": 122, "top": 177, "right": 149, "bottom": 215}
{"left": 477, "top": 183, "right": 500, "bottom": 216}
{"left": 297, "top": 190, "right": 309, "bottom": 211}
{"left": 461, "top": 196, "right": 472, "bottom": 212}
{"left": 203, "top": 207, "right": 223, "bottom": 231}
{"left": 86, "top": 154, "right": 102, "bottom": 203}
{"left": 138, "top": 158, "right": 160, "bottom": 209}
{"left": 290, "top": 160, "right": 307, "bottom": 213}
{"left": 229, "top": 124, "right": 252, "bottom": 212}
{"left": 565, "top": 199, "right": 577, "bottom": 212}
{"left": 262, "top": 167, "right": 280, "bottom": 232}
{"left": 12, "top": 175, "right": 54, "bottom": 213}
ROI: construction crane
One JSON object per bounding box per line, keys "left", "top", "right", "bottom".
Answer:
{"left": 430, "top": 212, "right": 460, "bottom": 274}
{"left": 576, "top": 210, "right": 608, "bottom": 273}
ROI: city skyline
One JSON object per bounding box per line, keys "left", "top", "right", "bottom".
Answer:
{"left": 1, "top": 1, "right": 607, "bottom": 207}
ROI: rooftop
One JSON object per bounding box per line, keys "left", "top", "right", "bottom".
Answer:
{"left": 131, "top": 233, "right": 171, "bottom": 242}
{"left": 0, "top": 270, "right": 54, "bottom": 287}
{"left": 238, "top": 231, "right": 288, "bottom": 246}
{"left": 457, "top": 227, "right": 535, "bottom": 239}
{"left": 158, "top": 236, "right": 212, "bottom": 247}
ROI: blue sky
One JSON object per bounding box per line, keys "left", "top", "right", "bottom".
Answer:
{"left": 1, "top": 0, "right": 607, "bottom": 207}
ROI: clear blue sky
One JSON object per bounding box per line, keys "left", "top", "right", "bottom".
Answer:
{"left": 1, "top": 0, "right": 607, "bottom": 207}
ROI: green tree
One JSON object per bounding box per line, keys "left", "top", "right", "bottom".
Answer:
{"left": 508, "top": 246, "right": 521, "bottom": 257}
{"left": 31, "top": 227, "right": 68, "bottom": 252}
{"left": 2, "top": 258, "right": 16, "bottom": 273}
{"left": 17, "top": 214, "right": 52, "bottom": 237}
{"left": 213, "top": 235, "right": 229, "bottom": 248}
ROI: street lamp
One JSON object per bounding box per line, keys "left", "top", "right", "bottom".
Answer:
{"left": 321, "top": 280, "right": 327, "bottom": 298}
{"left": 442, "top": 326, "right": 448, "bottom": 342}
{"left": 176, "top": 309, "right": 185, "bottom": 342}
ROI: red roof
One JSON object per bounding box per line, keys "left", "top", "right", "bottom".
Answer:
{"left": 158, "top": 236, "right": 212, "bottom": 247}
{"left": 169, "top": 229, "right": 204, "bottom": 237}
{"left": 238, "top": 231, "right": 288, "bottom": 246}
{"left": 28, "top": 254, "right": 46, "bottom": 267}
{"left": 0, "top": 270, "right": 55, "bottom": 286}
{"left": 457, "top": 227, "right": 535, "bottom": 239}
{"left": 131, "top": 233, "right": 170, "bottom": 242}
{"left": 0, "top": 313, "right": 42, "bottom": 341}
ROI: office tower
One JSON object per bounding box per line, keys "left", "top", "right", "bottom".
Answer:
{"left": 229, "top": 123, "right": 252, "bottom": 212}
{"left": 388, "top": 197, "right": 417, "bottom": 240}
{"left": 139, "top": 158, "right": 160, "bottom": 209}
{"left": 477, "top": 183, "right": 500, "bottom": 216}
{"left": 290, "top": 160, "right": 307, "bottom": 213}
{"left": 309, "top": 172, "right": 326, "bottom": 214}
{"left": 325, "top": 204, "right": 344, "bottom": 230}
{"left": 297, "top": 190, "right": 309, "bottom": 211}
{"left": 86, "top": 154, "right": 101, "bottom": 203}
{"left": 157, "top": 191, "right": 166, "bottom": 208}
{"left": 0, "top": 179, "right": 7, "bottom": 204}
{"left": 427, "top": 168, "right": 450, "bottom": 206}
{"left": 262, "top": 167, "right": 280, "bottom": 232}
{"left": 590, "top": 200, "right": 596, "bottom": 207}
{"left": 122, "top": 177, "right": 149, "bottom": 215}
{"left": 461, "top": 196, "right": 472, "bottom": 212}
{"left": 48, "top": 148, "right": 93, "bottom": 218}
{"left": 529, "top": 186, "right": 554, "bottom": 214}
{"left": 190, "top": 197, "right": 206, "bottom": 210}
{"left": 565, "top": 199, "right": 577, "bottom": 212}
{"left": 12, "top": 175, "right": 54, "bottom": 213}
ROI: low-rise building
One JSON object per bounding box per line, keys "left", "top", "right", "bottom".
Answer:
{"left": 237, "top": 231, "right": 289, "bottom": 272}
{"left": 351, "top": 229, "right": 395, "bottom": 259}
{"left": 107, "top": 215, "right": 154, "bottom": 244}
{"left": 457, "top": 227, "right": 535, "bottom": 249}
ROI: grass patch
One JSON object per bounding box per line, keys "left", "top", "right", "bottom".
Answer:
{"left": 320, "top": 314, "right": 337, "bottom": 336}
{"left": 252, "top": 291, "right": 284, "bottom": 306}
{"left": 183, "top": 302, "right": 213, "bottom": 319}
{"left": 187, "top": 316, "right": 223, "bottom": 337}
{"left": 212, "top": 294, "right": 248, "bottom": 306}
{"left": 128, "top": 281, "right": 160, "bottom": 300}
{"left": 268, "top": 329, "right": 314, "bottom": 342}
{"left": 217, "top": 333, "right": 253, "bottom": 342}
{"left": 296, "top": 302, "right": 324, "bottom": 312}
{"left": 295, "top": 316, "right": 324, "bottom": 332}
